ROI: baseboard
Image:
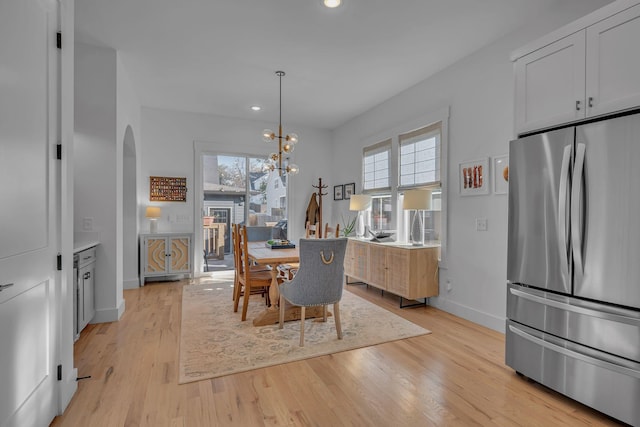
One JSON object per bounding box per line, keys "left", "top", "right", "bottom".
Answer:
{"left": 123, "top": 278, "right": 139, "bottom": 289}
{"left": 91, "top": 299, "right": 126, "bottom": 323}
{"left": 430, "top": 297, "right": 505, "bottom": 333}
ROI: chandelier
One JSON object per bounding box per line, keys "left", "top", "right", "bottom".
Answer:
{"left": 262, "top": 71, "right": 300, "bottom": 176}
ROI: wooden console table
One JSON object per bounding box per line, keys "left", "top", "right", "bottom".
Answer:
{"left": 344, "top": 238, "right": 439, "bottom": 306}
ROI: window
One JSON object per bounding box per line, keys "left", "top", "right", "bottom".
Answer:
{"left": 357, "top": 108, "right": 448, "bottom": 265}
{"left": 202, "top": 154, "right": 287, "bottom": 227}
{"left": 397, "top": 122, "right": 443, "bottom": 251}
{"left": 363, "top": 139, "right": 391, "bottom": 191}
{"left": 370, "top": 194, "right": 393, "bottom": 231}
{"left": 399, "top": 123, "right": 441, "bottom": 188}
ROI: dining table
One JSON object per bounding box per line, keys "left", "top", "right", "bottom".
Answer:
{"left": 247, "top": 241, "right": 328, "bottom": 326}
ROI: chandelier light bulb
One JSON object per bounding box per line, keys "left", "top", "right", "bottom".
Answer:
{"left": 286, "top": 164, "right": 300, "bottom": 175}
{"left": 287, "top": 133, "right": 299, "bottom": 144}
{"left": 262, "top": 129, "right": 275, "bottom": 142}
{"left": 269, "top": 152, "right": 279, "bottom": 161}
{"left": 282, "top": 142, "right": 294, "bottom": 153}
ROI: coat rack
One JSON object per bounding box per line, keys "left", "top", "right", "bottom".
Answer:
{"left": 312, "top": 178, "right": 328, "bottom": 238}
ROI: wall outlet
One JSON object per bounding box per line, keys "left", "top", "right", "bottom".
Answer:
{"left": 446, "top": 280, "right": 452, "bottom": 292}
{"left": 476, "top": 218, "right": 488, "bottom": 231}
{"left": 82, "top": 217, "right": 93, "bottom": 231}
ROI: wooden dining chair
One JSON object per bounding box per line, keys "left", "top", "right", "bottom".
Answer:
{"left": 305, "top": 221, "right": 320, "bottom": 238}
{"left": 232, "top": 223, "right": 270, "bottom": 302}
{"left": 278, "top": 238, "right": 348, "bottom": 346}
{"left": 324, "top": 223, "right": 340, "bottom": 238}
{"left": 234, "top": 225, "right": 274, "bottom": 321}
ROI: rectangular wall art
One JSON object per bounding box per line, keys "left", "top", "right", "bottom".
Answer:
{"left": 150, "top": 176, "right": 187, "bottom": 202}
{"left": 493, "top": 154, "right": 509, "bottom": 195}
{"left": 459, "top": 158, "right": 489, "bottom": 196}
{"left": 344, "top": 183, "right": 355, "bottom": 199}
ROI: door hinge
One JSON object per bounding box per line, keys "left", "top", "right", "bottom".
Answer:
{"left": 57, "top": 32, "right": 62, "bottom": 49}
{"left": 57, "top": 253, "right": 62, "bottom": 271}
{"left": 56, "top": 144, "right": 62, "bottom": 160}
{"left": 57, "top": 364, "right": 62, "bottom": 381}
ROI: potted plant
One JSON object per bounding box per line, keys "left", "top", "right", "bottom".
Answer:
{"left": 341, "top": 215, "right": 357, "bottom": 237}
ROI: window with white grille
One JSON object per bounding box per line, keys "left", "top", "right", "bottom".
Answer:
{"left": 362, "top": 139, "right": 391, "bottom": 191}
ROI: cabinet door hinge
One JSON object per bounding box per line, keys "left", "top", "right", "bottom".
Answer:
{"left": 56, "top": 144, "right": 62, "bottom": 160}
{"left": 57, "top": 364, "right": 62, "bottom": 381}
{"left": 57, "top": 32, "right": 62, "bottom": 49}
{"left": 57, "top": 253, "right": 62, "bottom": 271}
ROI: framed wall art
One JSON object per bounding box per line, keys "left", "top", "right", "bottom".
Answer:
{"left": 150, "top": 176, "right": 187, "bottom": 202}
{"left": 334, "top": 185, "right": 343, "bottom": 200}
{"left": 344, "top": 183, "right": 355, "bottom": 199}
{"left": 493, "top": 154, "right": 509, "bottom": 195}
{"left": 459, "top": 158, "right": 490, "bottom": 196}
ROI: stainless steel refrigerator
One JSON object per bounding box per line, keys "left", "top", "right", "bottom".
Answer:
{"left": 506, "top": 111, "right": 640, "bottom": 426}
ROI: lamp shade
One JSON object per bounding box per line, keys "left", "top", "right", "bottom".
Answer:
{"left": 145, "top": 206, "right": 162, "bottom": 218}
{"left": 403, "top": 189, "right": 431, "bottom": 210}
{"left": 349, "top": 194, "right": 371, "bottom": 211}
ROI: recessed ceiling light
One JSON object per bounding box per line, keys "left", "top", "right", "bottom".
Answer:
{"left": 250, "top": 105, "right": 262, "bottom": 111}
{"left": 324, "top": 0, "right": 341, "bottom": 8}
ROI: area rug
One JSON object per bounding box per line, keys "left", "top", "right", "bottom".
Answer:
{"left": 178, "top": 274, "right": 431, "bottom": 384}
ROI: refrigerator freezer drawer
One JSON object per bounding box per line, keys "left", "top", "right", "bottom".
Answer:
{"left": 507, "top": 283, "right": 640, "bottom": 363}
{"left": 506, "top": 320, "right": 640, "bottom": 426}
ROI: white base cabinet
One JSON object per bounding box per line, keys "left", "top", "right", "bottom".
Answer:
{"left": 140, "top": 233, "right": 193, "bottom": 286}
{"left": 74, "top": 246, "right": 96, "bottom": 340}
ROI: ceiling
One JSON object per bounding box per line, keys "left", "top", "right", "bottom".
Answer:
{"left": 76, "top": 0, "right": 576, "bottom": 130}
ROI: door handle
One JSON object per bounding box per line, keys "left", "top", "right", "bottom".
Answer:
{"left": 509, "top": 287, "right": 640, "bottom": 326}
{"left": 0, "top": 283, "right": 14, "bottom": 292}
{"left": 509, "top": 324, "right": 640, "bottom": 379}
{"left": 571, "top": 143, "right": 586, "bottom": 285}
{"left": 558, "top": 145, "right": 572, "bottom": 282}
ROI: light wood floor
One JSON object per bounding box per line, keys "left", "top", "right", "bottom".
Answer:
{"left": 51, "top": 275, "right": 623, "bottom": 427}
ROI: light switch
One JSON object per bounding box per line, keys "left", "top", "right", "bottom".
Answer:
{"left": 476, "top": 218, "right": 488, "bottom": 231}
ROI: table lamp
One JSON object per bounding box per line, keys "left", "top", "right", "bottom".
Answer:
{"left": 403, "top": 189, "right": 431, "bottom": 246}
{"left": 349, "top": 194, "right": 371, "bottom": 238}
{"left": 145, "top": 206, "right": 162, "bottom": 233}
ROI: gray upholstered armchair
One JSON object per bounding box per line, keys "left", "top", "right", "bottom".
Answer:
{"left": 278, "top": 238, "right": 348, "bottom": 346}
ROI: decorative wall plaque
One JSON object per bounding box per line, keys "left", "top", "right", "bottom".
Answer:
{"left": 150, "top": 176, "right": 187, "bottom": 202}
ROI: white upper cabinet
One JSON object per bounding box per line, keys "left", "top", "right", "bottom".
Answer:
{"left": 586, "top": 4, "right": 640, "bottom": 118}
{"left": 514, "top": 2, "right": 640, "bottom": 134}
{"left": 515, "top": 32, "right": 586, "bottom": 133}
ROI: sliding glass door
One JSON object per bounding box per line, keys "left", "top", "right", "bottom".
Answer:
{"left": 201, "top": 153, "right": 288, "bottom": 268}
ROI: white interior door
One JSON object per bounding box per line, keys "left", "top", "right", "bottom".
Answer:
{"left": 0, "top": 0, "right": 60, "bottom": 426}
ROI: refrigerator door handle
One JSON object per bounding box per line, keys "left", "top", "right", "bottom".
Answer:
{"left": 571, "top": 143, "right": 586, "bottom": 284}
{"left": 558, "top": 144, "right": 572, "bottom": 281}
{"left": 508, "top": 324, "right": 640, "bottom": 379}
{"left": 509, "top": 286, "right": 640, "bottom": 326}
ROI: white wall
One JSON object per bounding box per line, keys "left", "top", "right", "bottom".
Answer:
{"left": 116, "top": 54, "right": 142, "bottom": 291}
{"left": 75, "top": 42, "right": 141, "bottom": 321}
{"left": 330, "top": 0, "right": 612, "bottom": 332}
{"left": 75, "top": 42, "right": 121, "bottom": 322}
{"left": 140, "top": 108, "right": 333, "bottom": 273}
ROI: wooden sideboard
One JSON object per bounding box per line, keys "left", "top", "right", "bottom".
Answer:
{"left": 344, "top": 238, "right": 439, "bottom": 303}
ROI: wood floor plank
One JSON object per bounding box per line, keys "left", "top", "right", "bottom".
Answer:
{"left": 51, "top": 276, "right": 623, "bottom": 426}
